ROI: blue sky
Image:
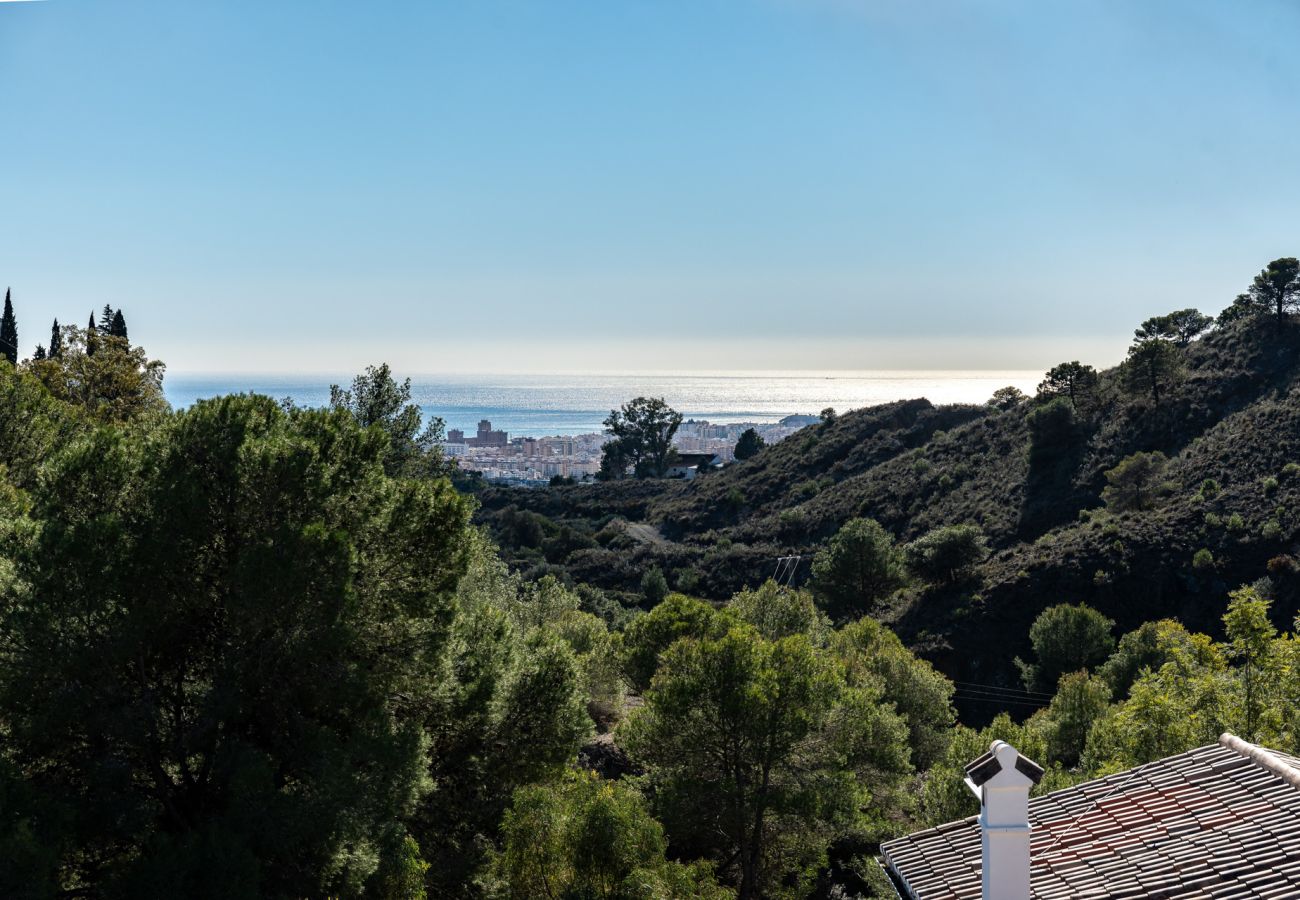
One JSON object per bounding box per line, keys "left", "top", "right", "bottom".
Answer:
{"left": 2, "top": 0, "right": 1298, "bottom": 373}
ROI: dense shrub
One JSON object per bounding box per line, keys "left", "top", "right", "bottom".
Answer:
{"left": 904, "top": 524, "right": 988, "bottom": 584}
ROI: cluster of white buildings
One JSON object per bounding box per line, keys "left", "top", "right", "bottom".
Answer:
{"left": 444, "top": 415, "right": 814, "bottom": 486}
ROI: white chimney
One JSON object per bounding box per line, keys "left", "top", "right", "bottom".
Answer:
{"left": 964, "top": 740, "right": 1043, "bottom": 900}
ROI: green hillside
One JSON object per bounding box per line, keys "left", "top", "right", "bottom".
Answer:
{"left": 475, "top": 314, "right": 1300, "bottom": 704}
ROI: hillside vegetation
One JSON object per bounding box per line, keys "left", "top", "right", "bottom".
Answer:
{"left": 475, "top": 312, "right": 1300, "bottom": 705}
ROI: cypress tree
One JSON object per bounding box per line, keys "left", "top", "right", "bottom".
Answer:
{"left": 86, "top": 311, "right": 98, "bottom": 356}
{"left": 110, "top": 309, "right": 128, "bottom": 341}
{"left": 0, "top": 288, "right": 17, "bottom": 366}
{"left": 49, "top": 318, "right": 62, "bottom": 358}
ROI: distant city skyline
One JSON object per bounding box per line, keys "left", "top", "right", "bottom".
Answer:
{"left": 3, "top": 0, "right": 1298, "bottom": 372}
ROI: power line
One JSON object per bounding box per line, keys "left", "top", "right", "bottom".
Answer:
{"left": 953, "top": 680, "right": 1054, "bottom": 700}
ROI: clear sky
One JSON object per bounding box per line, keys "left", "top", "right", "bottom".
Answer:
{"left": 2, "top": 0, "right": 1298, "bottom": 373}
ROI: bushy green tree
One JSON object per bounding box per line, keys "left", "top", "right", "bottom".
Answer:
{"left": 810, "top": 518, "right": 908, "bottom": 620}
{"left": 1025, "top": 397, "right": 1080, "bottom": 467}
{"left": 1036, "top": 361, "right": 1098, "bottom": 410}
{"left": 620, "top": 594, "right": 729, "bottom": 691}
{"left": 1218, "top": 292, "right": 1256, "bottom": 325}
{"left": 903, "top": 524, "right": 987, "bottom": 585}
{"left": 1017, "top": 603, "right": 1115, "bottom": 693}
{"left": 0, "top": 364, "right": 86, "bottom": 491}
{"left": 1247, "top": 256, "right": 1300, "bottom": 325}
{"left": 24, "top": 325, "right": 165, "bottom": 422}
{"left": 1135, "top": 309, "right": 1212, "bottom": 346}
{"left": 733, "top": 427, "right": 766, "bottom": 461}
{"left": 1122, "top": 338, "right": 1183, "bottom": 405}
{"left": 329, "top": 363, "right": 448, "bottom": 478}
{"left": 641, "top": 565, "right": 669, "bottom": 606}
{"left": 418, "top": 535, "right": 595, "bottom": 897}
{"left": 832, "top": 617, "right": 955, "bottom": 768}
{"left": 1222, "top": 585, "right": 1281, "bottom": 742}
{"left": 491, "top": 771, "right": 727, "bottom": 900}
{"left": 1098, "top": 619, "right": 1205, "bottom": 699}
{"left": 622, "top": 625, "right": 909, "bottom": 900}
{"left": 988, "top": 385, "right": 1027, "bottom": 410}
{"left": 729, "top": 581, "right": 830, "bottom": 643}
{"left": 1101, "top": 450, "right": 1172, "bottom": 512}
{"left": 1041, "top": 671, "right": 1111, "bottom": 767}
{"left": 602, "top": 397, "right": 683, "bottom": 479}
{"left": 0, "top": 395, "right": 473, "bottom": 897}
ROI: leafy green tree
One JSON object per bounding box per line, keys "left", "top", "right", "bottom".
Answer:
{"left": 1098, "top": 619, "right": 1206, "bottom": 699}
{"left": 729, "top": 581, "right": 829, "bottom": 643}
{"left": 0, "top": 288, "right": 16, "bottom": 365}
{"left": 417, "top": 536, "right": 595, "bottom": 897}
{"left": 1082, "top": 646, "right": 1231, "bottom": 770}
{"left": 733, "top": 427, "right": 766, "bottom": 461}
{"left": 0, "top": 395, "right": 474, "bottom": 897}
{"left": 810, "top": 518, "right": 908, "bottom": 621}
{"left": 622, "top": 626, "right": 909, "bottom": 900}
{"left": 602, "top": 397, "right": 683, "bottom": 479}
{"left": 1247, "top": 256, "right": 1300, "bottom": 325}
{"left": 1025, "top": 396, "right": 1079, "bottom": 467}
{"left": 1017, "top": 603, "right": 1115, "bottom": 693}
{"left": 0, "top": 365, "right": 85, "bottom": 491}
{"left": 47, "top": 318, "right": 62, "bottom": 358}
{"left": 620, "top": 593, "right": 729, "bottom": 691}
{"left": 1218, "top": 292, "right": 1257, "bottom": 325}
{"left": 24, "top": 325, "right": 166, "bottom": 422}
{"left": 329, "top": 363, "right": 448, "bottom": 478}
{"left": 641, "top": 565, "right": 669, "bottom": 606}
{"left": 491, "top": 771, "right": 728, "bottom": 900}
{"left": 1135, "top": 309, "right": 1213, "bottom": 346}
{"left": 919, "top": 712, "right": 1076, "bottom": 827}
{"left": 1222, "top": 585, "right": 1281, "bottom": 742}
{"left": 988, "top": 385, "right": 1027, "bottom": 410}
{"left": 832, "top": 617, "right": 956, "bottom": 768}
{"left": 1122, "top": 338, "right": 1183, "bottom": 405}
{"left": 1101, "top": 450, "right": 1171, "bottom": 512}
{"left": 1036, "top": 361, "right": 1098, "bottom": 410}
{"left": 903, "top": 524, "right": 987, "bottom": 585}
{"left": 1041, "top": 671, "right": 1111, "bottom": 767}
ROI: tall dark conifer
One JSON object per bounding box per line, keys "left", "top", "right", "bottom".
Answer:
{"left": 86, "top": 311, "right": 98, "bottom": 356}
{"left": 110, "top": 309, "right": 128, "bottom": 341}
{"left": 99, "top": 304, "right": 115, "bottom": 333}
{"left": 49, "top": 318, "right": 62, "bottom": 358}
{"left": 0, "top": 288, "right": 17, "bottom": 366}
{"left": 33, "top": 344, "right": 46, "bottom": 360}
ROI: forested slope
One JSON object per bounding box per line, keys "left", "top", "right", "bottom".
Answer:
{"left": 476, "top": 313, "right": 1300, "bottom": 700}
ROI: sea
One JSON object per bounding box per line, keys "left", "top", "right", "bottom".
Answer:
{"left": 164, "top": 371, "right": 1041, "bottom": 439}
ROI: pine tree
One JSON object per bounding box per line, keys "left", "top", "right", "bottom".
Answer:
{"left": 49, "top": 318, "right": 62, "bottom": 358}
{"left": 86, "top": 311, "right": 98, "bottom": 356}
{"left": 110, "top": 309, "right": 128, "bottom": 341}
{"left": 0, "top": 288, "right": 17, "bottom": 366}
{"left": 33, "top": 344, "right": 46, "bottom": 360}
{"left": 99, "top": 304, "right": 115, "bottom": 333}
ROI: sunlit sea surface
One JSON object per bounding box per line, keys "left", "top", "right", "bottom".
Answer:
{"left": 165, "top": 371, "right": 1040, "bottom": 439}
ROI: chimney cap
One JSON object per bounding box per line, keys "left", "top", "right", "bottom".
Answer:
{"left": 964, "top": 739, "right": 1045, "bottom": 787}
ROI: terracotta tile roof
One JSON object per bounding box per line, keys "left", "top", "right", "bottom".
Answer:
{"left": 881, "top": 734, "right": 1300, "bottom": 899}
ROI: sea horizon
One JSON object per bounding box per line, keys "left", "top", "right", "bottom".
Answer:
{"left": 165, "top": 369, "right": 1042, "bottom": 439}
